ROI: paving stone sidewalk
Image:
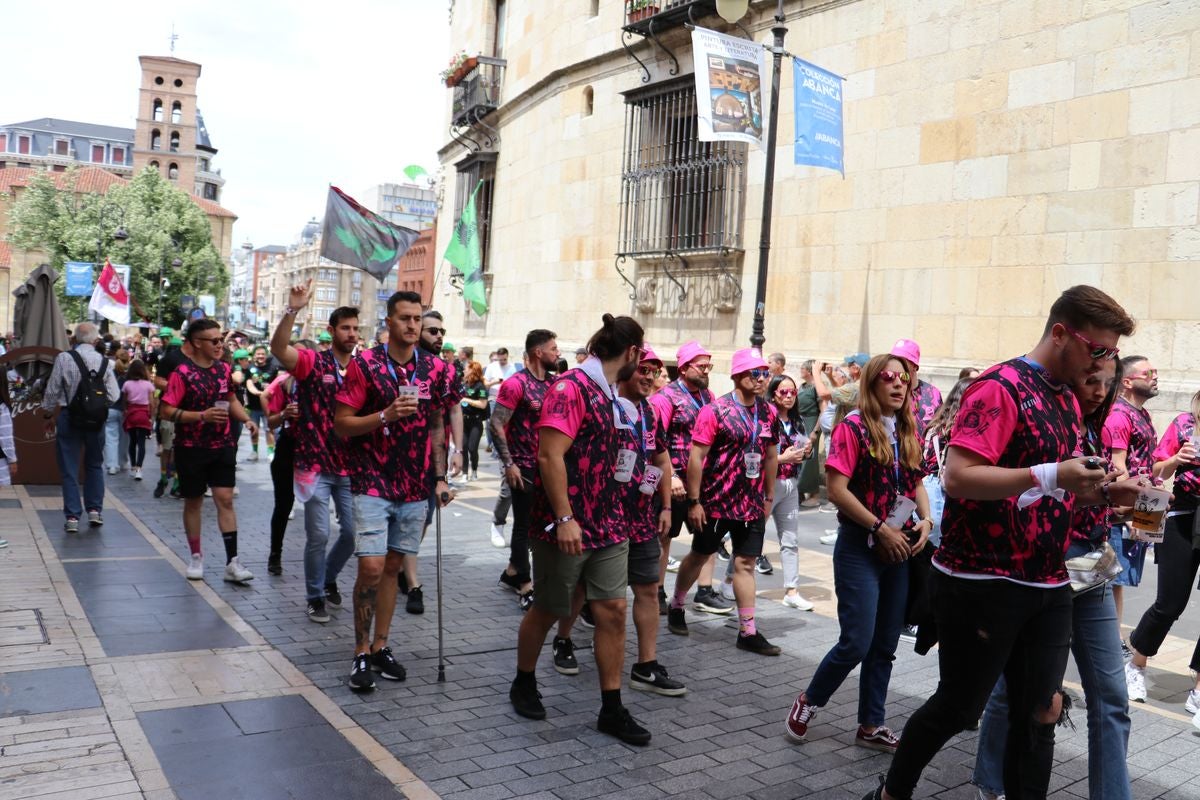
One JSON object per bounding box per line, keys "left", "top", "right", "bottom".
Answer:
{"left": 102, "top": 445, "right": 1200, "bottom": 800}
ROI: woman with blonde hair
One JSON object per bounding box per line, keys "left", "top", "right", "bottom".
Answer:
{"left": 785, "top": 353, "right": 932, "bottom": 751}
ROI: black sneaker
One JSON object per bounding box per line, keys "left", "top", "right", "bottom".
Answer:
{"left": 597, "top": 705, "right": 651, "bottom": 745}
{"left": 348, "top": 654, "right": 375, "bottom": 692}
{"left": 498, "top": 570, "right": 522, "bottom": 593}
{"left": 755, "top": 554, "right": 773, "bottom": 575}
{"left": 716, "top": 542, "right": 731, "bottom": 561}
{"left": 658, "top": 586, "right": 669, "bottom": 616}
{"left": 153, "top": 478, "right": 167, "bottom": 498}
{"left": 518, "top": 590, "right": 534, "bottom": 612}
{"left": 667, "top": 607, "right": 689, "bottom": 636}
{"left": 737, "top": 631, "right": 782, "bottom": 656}
{"left": 370, "top": 646, "right": 407, "bottom": 681}
{"left": 397, "top": 572, "right": 409, "bottom": 595}
{"left": 306, "top": 598, "right": 330, "bottom": 624}
{"left": 406, "top": 586, "right": 424, "bottom": 615}
{"left": 579, "top": 603, "right": 595, "bottom": 629}
{"left": 325, "top": 583, "right": 342, "bottom": 609}
{"left": 552, "top": 637, "right": 580, "bottom": 675}
{"left": 693, "top": 586, "right": 733, "bottom": 615}
{"left": 860, "top": 776, "right": 885, "bottom": 800}
{"left": 630, "top": 663, "right": 687, "bottom": 696}
{"left": 509, "top": 678, "right": 546, "bottom": 719}
{"left": 267, "top": 554, "right": 282, "bottom": 576}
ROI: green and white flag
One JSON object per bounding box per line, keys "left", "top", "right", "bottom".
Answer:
{"left": 443, "top": 181, "right": 488, "bottom": 316}
{"left": 320, "top": 186, "right": 419, "bottom": 281}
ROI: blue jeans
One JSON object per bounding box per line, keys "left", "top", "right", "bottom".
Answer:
{"left": 55, "top": 411, "right": 105, "bottom": 519}
{"left": 103, "top": 412, "right": 125, "bottom": 470}
{"left": 805, "top": 524, "right": 909, "bottom": 726}
{"left": 303, "top": 473, "right": 356, "bottom": 601}
{"left": 973, "top": 542, "right": 1132, "bottom": 800}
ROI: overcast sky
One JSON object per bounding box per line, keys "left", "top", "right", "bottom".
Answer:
{"left": 1, "top": 0, "right": 449, "bottom": 250}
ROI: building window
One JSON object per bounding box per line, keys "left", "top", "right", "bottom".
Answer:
{"left": 454, "top": 155, "right": 496, "bottom": 273}
{"left": 203, "top": 183, "right": 217, "bottom": 200}
{"left": 351, "top": 290, "right": 361, "bottom": 305}
{"left": 169, "top": 131, "right": 180, "bottom": 152}
{"left": 18, "top": 135, "right": 30, "bottom": 155}
{"left": 171, "top": 101, "right": 182, "bottom": 124}
{"left": 168, "top": 162, "right": 179, "bottom": 180}
{"left": 583, "top": 86, "right": 594, "bottom": 117}
{"left": 618, "top": 79, "right": 746, "bottom": 256}
{"left": 112, "top": 147, "right": 124, "bottom": 164}
{"left": 493, "top": 0, "right": 507, "bottom": 60}
{"left": 53, "top": 139, "right": 68, "bottom": 156}
{"left": 199, "top": 157, "right": 209, "bottom": 172}
{"left": 149, "top": 160, "right": 159, "bottom": 170}
{"left": 0, "top": 134, "right": 6, "bottom": 152}
{"left": 590, "top": 0, "right": 599, "bottom": 15}
{"left": 92, "top": 144, "right": 105, "bottom": 162}
{"left": 153, "top": 99, "right": 163, "bottom": 122}
{"left": 150, "top": 130, "right": 161, "bottom": 150}
{"left": 52, "top": 165, "right": 66, "bottom": 172}
{"left": 352, "top": 272, "right": 362, "bottom": 288}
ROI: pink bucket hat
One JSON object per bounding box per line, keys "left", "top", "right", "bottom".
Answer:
{"left": 640, "top": 344, "right": 662, "bottom": 366}
{"left": 730, "top": 348, "right": 769, "bottom": 376}
{"left": 675, "top": 340, "right": 711, "bottom": 370}
{"left": 889, "top": 338, "right": 921, "bottom": 369}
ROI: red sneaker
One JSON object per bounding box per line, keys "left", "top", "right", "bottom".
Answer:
{"left": 784, "top": 693, "right": 819, "bottom": 742}
{"left": 855, "top": 725, "right": 901, "bottom": 753}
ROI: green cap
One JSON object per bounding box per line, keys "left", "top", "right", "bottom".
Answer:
{"left": 318, "top": 331, "right": 333, "bottom": 343}
{"left": 159, "top": 327, "right": 174, "bottom": 337}
{"left": 233, "top": 348, "right": 250, "bottom": 360}
{"left": 169, "top": 336, "right": 183, "bottom": 346}
{"left": 442, "top": 341, "right": 456, "bottom": 352}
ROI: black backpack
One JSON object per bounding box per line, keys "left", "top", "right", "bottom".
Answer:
{"left": 67, "top": 350, "right": 110, "bottom": 432}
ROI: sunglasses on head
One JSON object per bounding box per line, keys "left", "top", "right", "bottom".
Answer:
{"left": 1064, "top": 325, "right": 1119, "bottom": 361}
{"left": 876, "top": 370, "right": 911, "bottom": 385}
{"left": 636, "top": 364, "right": 661, "bottom": 378}
{"left": 423, "top": 327, "right": 447, "bottom": 336}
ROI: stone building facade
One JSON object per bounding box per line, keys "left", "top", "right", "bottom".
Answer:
{"left": 435, "top": 0, "right": 1200, "bottom": 414}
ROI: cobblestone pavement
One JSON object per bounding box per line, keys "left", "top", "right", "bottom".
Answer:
{"left": 10, "top": 439, "right": 1200, "bottom": 799}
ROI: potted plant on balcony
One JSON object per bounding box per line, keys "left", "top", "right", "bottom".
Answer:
{"left": 440, "top": 51, "right": 480, "bottom": 88}
{"left": 627, "top": 0, "right": 661, "bottom": 23}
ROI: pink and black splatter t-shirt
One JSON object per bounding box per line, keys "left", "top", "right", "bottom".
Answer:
{"left": 649, "top": 380, "right": 715, "bottom": 483}
{"left": 1103, "top": 397, "right": 1157, "bottom": 477}
{"left": 162, "top": 359, "right": 234, "bottom": 450}
{"left": 335, "top": 345, "right": 452, "bottom": 503}
{"left": 531, "top": 371, "right": 627, "bottom": 551}
{"left": 774, "top": 415, "right": 808, "bottom": 482}
{"left": 1154, "top": 413, "right": 1200, "bottom": 512}
{"left": 495, "top": 370, "right": 551, "bottom": 470}
{"left": 290, "top": 348, "right": 352, "bottom": 476}
{"left": 911, "top": 379, "right": 943, "bottom": 440}
{"left": 826, "top": 411, "right": 922, "bottom": 530}
{"left": 934, "top": 358, "right": 1082, "bottom": 586}
{"left": 691, "top": 394, "right": 777, "bottom": 521}
{"left": 1070, "top": 423, "right": 1112, "bottom": 545}
{"left": 606, "top": 399, "right": 667, "bottom": 545}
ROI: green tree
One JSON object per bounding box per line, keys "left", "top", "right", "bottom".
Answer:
{"left": 6, "top": 166, "right": 227, "bottom": 326}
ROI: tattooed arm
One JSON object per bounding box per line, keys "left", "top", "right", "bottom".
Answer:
{"left": 429, "top": 408, "right": 453, "bottom": 506}
{"left": 489, "top": 405, "right": 523, "bottom": 487}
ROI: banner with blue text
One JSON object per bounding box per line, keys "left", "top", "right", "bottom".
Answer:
{"left": 792, "top": 58, "right": 844, "bottom": 175}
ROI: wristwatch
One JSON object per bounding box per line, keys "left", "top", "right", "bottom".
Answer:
{"left": 434, "top": 475, "right": 447, "bottom": 483}
{"left": 687, "top": 497, "right": 701, "bottom": 507}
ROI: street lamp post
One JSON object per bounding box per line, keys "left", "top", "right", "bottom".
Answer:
{"left": 93, "top": 201, "right": 128, "bottom": 330}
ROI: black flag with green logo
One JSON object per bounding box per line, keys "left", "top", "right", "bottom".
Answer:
{"left": 320, "top": 186, "right": 419, "bottom": 281}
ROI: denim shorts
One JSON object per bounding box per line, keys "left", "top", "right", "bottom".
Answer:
{"left": 1111, "top": 525, "right": 1148, "bottom": 587}
{"left": 352, "top": 495, "right": 426, "bottom": 557}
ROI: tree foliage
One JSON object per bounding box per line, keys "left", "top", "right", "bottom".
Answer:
{"left": 7, "top": 166, "right": 227, "bottom": 326}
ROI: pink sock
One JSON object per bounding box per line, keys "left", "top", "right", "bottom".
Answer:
{"left": 671, "top": 587, "right": 689, "bottom": 610}
{"left": 188, "top": 538, "right": 201, "bottom": 556}
{"left": 739, "top": 608, "right": 756, "bottom": 636}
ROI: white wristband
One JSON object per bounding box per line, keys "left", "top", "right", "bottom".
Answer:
{"left": 1018, "top": 462, "right": 1066, "bottom": 509}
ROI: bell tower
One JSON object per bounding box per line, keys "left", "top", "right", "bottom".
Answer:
{"left": 132, "top": 56, "right": 201, "bottom": 191}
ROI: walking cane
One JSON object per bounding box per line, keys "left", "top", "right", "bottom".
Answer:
{"left": 436, "top": 489, "right": 449, "bottom": 683}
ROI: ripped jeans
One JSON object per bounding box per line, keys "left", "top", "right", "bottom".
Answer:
{"left": 884, "top": 570, "right": 1073, "bottom": 800}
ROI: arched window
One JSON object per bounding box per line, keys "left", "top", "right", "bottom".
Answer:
{"left": 583, "top": 86, "right": 594, "bottom": 117}
{"left": 149, "top": 160, "right": 159, "bottom": 170}
{"left": 169, "top": 131, "right": 180, "bottom": 152}
{"left": 150, "top": 130, "right": 161, "bottom": 150}
{"left": 168, "top": 163, "right": 179, "bottom": 180}
{"left": 171, "top": 101, "right": 182, "bottom": 124}
{"left": 152, "top": 99, "right": 163, "bottom": 122}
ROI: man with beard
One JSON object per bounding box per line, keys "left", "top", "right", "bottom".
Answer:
{"left": 492, "top": 329, "right": 561, "bottom": 611}
{"left": 510, "top": 314, "right": 651, "bottom": 745}
{"left": 648, "top": 341, "right": 732, "bottom": 618}
{"left": 244, "top": 346, "right": 278, "bottom": 461}
{"left": 270, "top": 281, "right": 360, "bottom": 623}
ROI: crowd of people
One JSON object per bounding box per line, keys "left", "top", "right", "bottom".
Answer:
{"left": 27, "top": 282, "right": 1200, "bottom": 800}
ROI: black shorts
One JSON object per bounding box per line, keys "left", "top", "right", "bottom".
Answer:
{"left": 627, "top": 537, "right": 662, "bottom": 586}
{"left": 692, "top": 517, "right": 766, "bottom": 558}
{"left": 667, "top": 497, "right": 697, "bottom": 539}
{"left": 175, "top": 446, "right": 236, "bottom": 498}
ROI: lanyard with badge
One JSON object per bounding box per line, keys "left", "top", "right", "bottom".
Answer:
{"left": 884, "top": 433, "right": 916, "bottom": 527}
{"left": 626, "top": 400, "right": 665, "bottom": 495}
{"left": 382, "top": 353, "right": 418, "bottom": 436}
{"left": 735, "top": 398, "right": 762, "bottom": 479}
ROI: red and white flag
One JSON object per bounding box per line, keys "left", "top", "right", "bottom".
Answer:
{"left": 88, "top": 259, "right": 130, "bottom": 325}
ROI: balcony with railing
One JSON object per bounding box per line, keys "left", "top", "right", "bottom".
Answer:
{"left": 450, "top": 56, "right": 506, "bottom": 130}
{"left": 623, "top": 0, "right": 721, "bottom": 34}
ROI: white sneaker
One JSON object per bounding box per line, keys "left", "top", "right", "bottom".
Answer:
{"left": 224, "top": 557, "right": 254, "bottom": 584}
{"left": 666, "top": 556, "right": 680, "bottom": 573}
{"left": 819, "top": 531, "right": 839, "bottom": 545}
{"left": 132, "top": 468, "right": 143, "bottom": 481}
{"left": 976, "top": 788, "right": 1005, "bottom": 800}
{"left": 718, "top": 581, "right": 736, "bottom": 601}
{"left": 1185, "top": 688, "right": 1200, "bottom": 715}
{"left": 782, "top": 593, "right": 815, "bottom": 611}
{"left": 248, "top": 451, "right": 259, "bottom": 462}
{"left": 490, "top": 523, "right": 506, "bottom": 548}
{"left": 1193, "top": 706, "right": 1200, "bottom": 733}
{"left": 1125, "top": 662, "right": 1147, "bottom": 702}
{"left": 107, "top": 467, "right": 119, "bottom": 475}
{"left": 288, "top": 507, "right": 295, "bottom": 520}
{"left": 186, "top": 554, "right": 204, "bottom": 580}
{"left": 818, "top": 502, "right": 837, "bottom": 514}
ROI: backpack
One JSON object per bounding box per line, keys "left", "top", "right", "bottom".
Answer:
{"left": 66, "top": 350, "right": 110, "bottom": 431}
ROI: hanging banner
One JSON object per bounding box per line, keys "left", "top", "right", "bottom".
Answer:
{"left": 792, "top": 57, "right": 845, "bottom": 174}
{"left": 65, "top": 261, "right": 94, "bottom": 296}
{"left": 691, "top": 26, "right": 768, "bottom": 150}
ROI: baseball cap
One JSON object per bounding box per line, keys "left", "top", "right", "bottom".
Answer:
{"left": 233, "top": 348, "right": 250, "bottom": 360}
{"left": 730, "top": 348, "right": 769, "bottom": 376}
{"left": 159, "top": 326, "right": 174, "bottom": 338}
{"left": 843, "top": 352, "right": 869, "bottom": 367}
{"left": 169, "top": 336, "right": 183, "bottom": 346}
{"left": 888, "top": 339, "right": 921, "bottom": 369}
{"left": 442, "top": 341, "right": 456, "bottom": 352}
{"left": 575, "top": 346, "right": 587, "bottom": 356}
{"left": 676, "top": 340, "right": 711, "bottom": 370}
{"left": 317, "top": 331, "right": 332, "bottom": 343}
